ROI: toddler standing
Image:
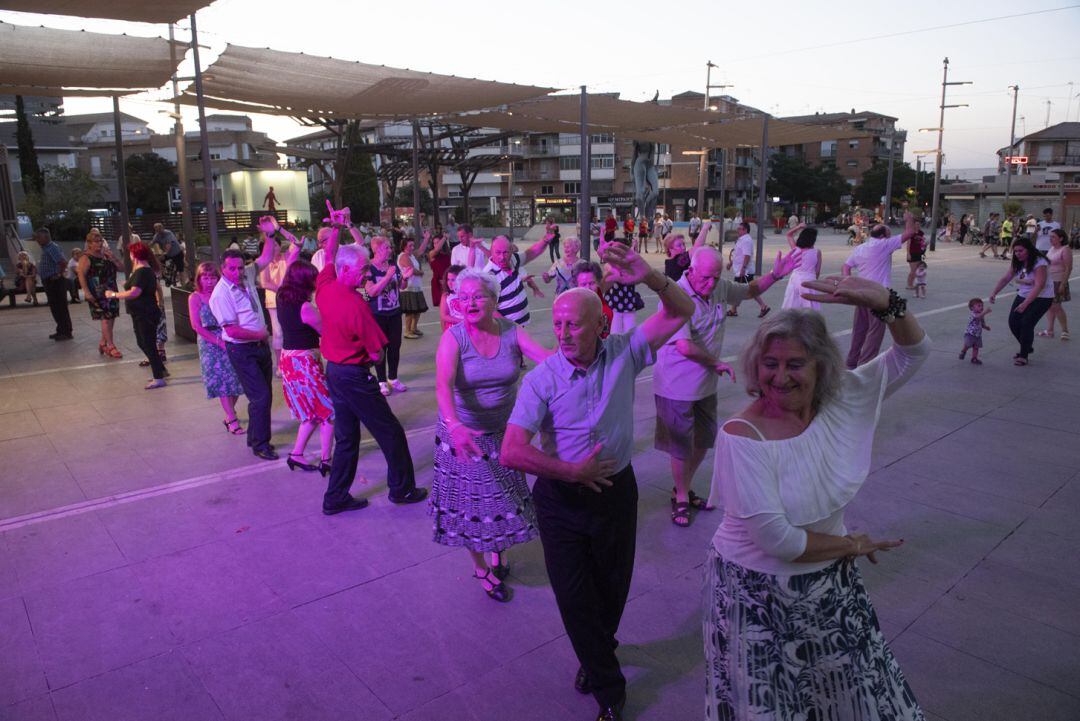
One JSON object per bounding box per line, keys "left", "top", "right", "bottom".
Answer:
{"left": 913, "top": 261, "right": 928, "bottom": 298}
{"left": 960, "top": 297, "right": 992, "bottom": 365}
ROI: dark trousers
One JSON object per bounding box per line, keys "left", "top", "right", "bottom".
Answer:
{"left": 43, "top": 275, "right": 72, "bottom": 335}
{"left": 324, "top": 362, "right": 415, "bottom": 507}
{"left": 372, "top": 312, "right": 402, "bottom": 382}
{"left": 533, "top": 465, "right": 638, "bottom": 708}
{"left": 1009, "top": 295, "right": 1053, "bottom": 359}
{"left": 846, "top": 305, "right": 887, "bottom": 369}
{"left": 66, "top": 278, "right": 80, "bottom": 302}
{"left": 132, "top": 312, "right": 166, "bottom": 379}
{"left": 549, "top": 237, "right": 562, "bottom": 263}
{"left": 225, "top": 341, "right": 274, "bottom": 452}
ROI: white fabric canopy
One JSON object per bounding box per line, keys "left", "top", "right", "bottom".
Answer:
{"left": 0, "top": 21, "right": 180, "bottom": 91}
{"left": 0, "top": 0, "right": 212, "bottom": 24}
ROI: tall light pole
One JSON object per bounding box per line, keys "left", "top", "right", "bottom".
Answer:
{"left": 167, "top": 23, "right": 194, "bottom": 278}
{"left": 696, "top": 62, "right": 731, "bottom": 219}
{"left": 927, "top": 57, "right": 971, "bottom": 251}
{"left": 1004, "top": 85, "right": 1019, "bottom": 208}
{"left": 883, "top": 130, "right": 896, "bottom": 223}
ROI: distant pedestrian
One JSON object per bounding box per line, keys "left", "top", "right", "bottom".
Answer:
{"left": 15, "top": 251, "right": 37, "bottom": 305}
{"left": 77, "top": 229, "right": 123, "bottom": 358}
{"left": 34, "top": 228, "right": 72, "bottom": 340}
{"left": 913, "top": 261, "right": 927, "bottom": 298}
{"left": 65, "top": 249, "right": 82, "bottom": 303}
{"left": 725, "top": 222, "right": 770, "bottom": 318}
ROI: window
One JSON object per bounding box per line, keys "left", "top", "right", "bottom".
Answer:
{"left": 848, "top": 140, "right": 860, "bottom": 150}
{"left": 540, "top": 185, "right": 554, "bottom": 195}
{"left": 657, "top": 144, "right": 670, "bottom": 155}
{"left": 846, "top": 160, "right": 858, "bottom": 167}
{"left": 591, "top": 154, "right": 615, "bottom": 169}
{"left": 90, "top": 157, "right": 102, "bottom": 176}
{"left": 589, "top": 132, "right": 615, "bottom": 144}
{"left": 820, "top": 141, "right": 837, "bottom": 157}
{"left": 564, "top": 182, "right": 581, "bottom": 194}
{"left": 559, "top": 156, "right": 581, "bottom": 170}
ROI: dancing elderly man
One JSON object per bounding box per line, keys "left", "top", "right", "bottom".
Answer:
{"left": 315, "top": 207, "right": 427, "bottom": 514}
{"left": 501, "top": 243, "right": 694, "bottom": 721}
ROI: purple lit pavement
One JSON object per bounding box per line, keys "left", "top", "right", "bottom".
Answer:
{"left": 1, "top": 228, "right": 1079, "bottom": 720}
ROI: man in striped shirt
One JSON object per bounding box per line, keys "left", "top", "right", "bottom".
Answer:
{"left": 484, "top": 233, "right": 553, "bottom": 326}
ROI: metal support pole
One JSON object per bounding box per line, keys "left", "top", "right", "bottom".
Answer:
{"left": 928, "top": 58, "right": 949, "bottom": 252}
{"left": 579, "top": 87, "right": 591, "bottom": 262}
{"left": 883, "top": 131, "right": 895, "bottom": 223}
{"left": 1004, "top": 85, "right": 1019, "bottom": 208}
{"left": 411, "top": 119, "right": 422, "bottom": 241}
{"left": 507, "top": 143, "right": 515, "bottom": 241}
{"left": 696, "top": 62, "right": 713, "bottom": 217}
{"left": 189, "top": 12, "right": 219, "bottom": 261}
{"left": 754, "top": 116, "right": 769, "bottom": 277}
{"left": 717, "top": 148, "right": 726, "bottom": 229}
{"left": 112, "top": 95, "right": 131, "bottom": 273}
{"left": 168, "top": 23, "right": 194, "bottom": 280}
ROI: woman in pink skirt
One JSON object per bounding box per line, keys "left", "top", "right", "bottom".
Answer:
{"left": 275, "top": 237, "right": 335, "bottom": 474}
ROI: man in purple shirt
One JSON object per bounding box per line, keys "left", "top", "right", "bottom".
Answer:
{"left": 34, "top": 229, "right": 73, "bottom": 340}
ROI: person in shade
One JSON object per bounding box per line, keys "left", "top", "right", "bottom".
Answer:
{"left": 208, "top": 219, "right": 279, "bottom": 460}
{"left": 315, "top": 208, "right": 428, "bottom": 515}
{"left": 431, "top": 269, "right": 553, "bottom": 603}
{"left": 704, "top": 277, "right": 929, "bottom": 721}
{"left": 104, "top": 242, "right": 166, "bottom": 389}
{"left": 501, "top": 243, "right": 694, "bottom": 721}
{"left": 34, "top": 228, "right": 73, "bottom": 340}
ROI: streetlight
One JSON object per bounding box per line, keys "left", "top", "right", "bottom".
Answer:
{"left": 696, "top": 61, "right": 732, "bottom": 218}
{"left": 926, "top": 57, "right": 971, "bottom": 251}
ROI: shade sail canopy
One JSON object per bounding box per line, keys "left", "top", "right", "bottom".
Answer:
{"left": 0, "top": 0, "right": 213, "bottom": 24}
{"left": 0, "top": 21, "right": 180, "bottom": 92}
{"left": 0, "top": 84, "right": 137, "bottom": 97}
{"left": 180, "top": 44, "right": 556, "bottom": 119}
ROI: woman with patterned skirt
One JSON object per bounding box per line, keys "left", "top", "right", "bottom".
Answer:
{"left": 705, "top": 268, "right": 928, "bottom": 719}
{"left": 189, "top": 262, "right": 244, "bottom": 434}
{"left": 275, "top": 235, "right": 335, "bottom": 475}
{"left": 431, "top": 268, "right": 552, "bottom": 602}
{"left": 76, "top": 228, "right": 124, "bottom": 358}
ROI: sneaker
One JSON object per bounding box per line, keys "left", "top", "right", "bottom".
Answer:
{"left": 379, "top": 382, "right": 391, "bottom": 396}
{"left": 389, "top": 379, "right": 408, "bottom": 393}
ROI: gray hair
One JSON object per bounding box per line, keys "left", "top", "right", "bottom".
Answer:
{"left": 689, "top": 246, "right": 722, "bottom": 269}
{"left": 740, "top": 308, "right": 843, "bottom": 410}
{"left": 454, "top": 268, "right": 500, "bottom": 301}
{"left": 334, "top": 243, "right": 369, "bottom": 274}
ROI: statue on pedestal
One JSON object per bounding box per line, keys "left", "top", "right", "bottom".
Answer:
{"left": 632, "top": 140, "right": 659, "bottom": 221}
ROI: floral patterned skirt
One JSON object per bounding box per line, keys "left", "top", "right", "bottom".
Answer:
{"left": 280, "top": 349, "right": 334, "bottom": 423}
{"left": 703, "top": 549, "right": 923, "bottom": 721}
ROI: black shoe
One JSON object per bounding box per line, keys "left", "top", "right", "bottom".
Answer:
{"left": 473, "top": 568, "right": 512, "bottom": 602}
{"left": 286, "top": 453, "right": 317, "bottom": 472}
{"left": 53, "top": 334, "right": 73, "bottom": 341}
{"left": 49, "top": 332, "right": 59, "bottom": 339}
{"left": 595, "top": 696, "right": 625, "bottom": 721}
{"left": 389, "top": 487, "right": 429, "bottom": 504}
{"left": 253, "top": 448, "right": 279, "bottom": 461}
{"left": 318, "top": 458, "right": 332, "bottom": 477}
{"left": 574, "top": 667, "right": 592, "bottom": 695}
{"left": 322, "top": 496, "right": 369, "bottom": 515}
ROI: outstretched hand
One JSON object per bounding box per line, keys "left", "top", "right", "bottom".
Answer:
{"left": 770, "top": 248, "right": 804, "bottom": 280}
{"left": 846, "top": 533, "right": 904, "bottom": 564}
{"left": 600, "top": 242, "right": 651, "bottom": 285}
{"left": 322, "top": 199, "right": 351, "bottom": 227}
{"left": 801, "top": 275, "right": 890, "bottom": 310}
{"left": 257, "top": 216, "right": 278, "bottom": 235}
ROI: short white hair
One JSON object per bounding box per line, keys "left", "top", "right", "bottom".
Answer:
{"left": 335, "top": 243, "right": 369, "bottom": 274}
{"left": 455, "top": 268, "right": 500, "bottom": 301}
{"left": 689, "top": 246, "right": 723, "bottom": 269}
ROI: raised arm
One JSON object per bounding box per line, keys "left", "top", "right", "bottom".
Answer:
{"left": 602, "top": 243, "right": 692, "bottom": 351}
{"left": 747, "top": 248, "right": 803, "bottom": 299}
{"left": 427, "top": 232, "right": 449, "bottom": 262}
{"left": 786, "top": 222, "right": 806, "bottom": 249}
{"left": 521, "top": 233, "right": 554, "bottom": 265}
{"left": 900, "top": 210, "right": 918, "bottom": 243}
{"left": 254, "top": 216, "right": 278, "bottom": 270}
{"left": 690, "top": 221, "right": 712, "bottom": 256}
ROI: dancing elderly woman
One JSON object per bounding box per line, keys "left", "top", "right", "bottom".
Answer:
{"left": 705, "top": 272, "right": 929, "bottom": 720}
{"left": 431, "top": 268, "right": 553, "bottom": 602}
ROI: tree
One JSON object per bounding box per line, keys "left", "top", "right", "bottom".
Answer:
{"left": 393, "top": 183, "right": 434, "bottom": 217}
{"left": 767, "top": 154, "right": 849, "bottom": 209}
{"left": 15, "top": 95, "right": 46, "bottom": 224}
{"left": 124, "top": 153, "right": 177, "bottom": 214}
{"left": 18, "top": 166, "right": 105, "bottom": 243}
{"left": 339, "top": 122, "right": 380, "bottom": 223}
{"left": 855, "top": 161, "right": 934, "bottom": 209}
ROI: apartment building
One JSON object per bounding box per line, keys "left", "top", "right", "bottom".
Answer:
{"left": 778, "top": 110, "right": 906, "bottom": 189}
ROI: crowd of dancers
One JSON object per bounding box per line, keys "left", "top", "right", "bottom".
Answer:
{"left": 18, "top": 202, "right": 1075, "bottom": 721}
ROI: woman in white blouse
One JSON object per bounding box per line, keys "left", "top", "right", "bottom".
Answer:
{"left": 705, "top": 274, "right": 929, "bottom": 720}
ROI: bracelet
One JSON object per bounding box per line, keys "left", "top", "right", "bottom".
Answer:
{"left": 655, "top": 278, "right": 672, "bottom": 294}
{"left": 870, "top": 289, "right": 907, "bottom": 324}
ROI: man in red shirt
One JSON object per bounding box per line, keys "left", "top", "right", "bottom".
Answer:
{"left": 315, "top": 221, "right": 428, "bottom": 514}
{"left": 604, "top": 210, "right": 617, "bottom": 243}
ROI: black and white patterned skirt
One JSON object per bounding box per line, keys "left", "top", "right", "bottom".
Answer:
{"left": 703, "top": 549, "right": 924, "bottom": 721}
{"left": 429, "top": 419, "right": 539, "bottom": 553}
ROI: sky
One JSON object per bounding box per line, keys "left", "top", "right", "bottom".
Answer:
{"left": 3, "top": 0, "right": 1079, "bottom": 173}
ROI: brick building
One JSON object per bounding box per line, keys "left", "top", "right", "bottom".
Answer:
{"left": 778, "top": 110, "right": 906, "bottom": 193}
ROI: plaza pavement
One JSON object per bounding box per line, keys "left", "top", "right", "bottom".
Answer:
{"left": 1, "top": 229, "right": 1078, "bottom": 721}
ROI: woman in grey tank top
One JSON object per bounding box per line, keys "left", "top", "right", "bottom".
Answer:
{"left": 430, "top": 269, "right": 553, "bottom": 602}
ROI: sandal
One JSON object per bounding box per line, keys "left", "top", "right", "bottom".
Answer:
{"left": 474, "top": 568, "right": 512, "bottom": 603}
{"left": 671, "top": 501, "right": 692, "bottom": 528}
{"left": 758, "top": 306, "right": 771, "bottom": 318}
{"left": 1062, "top": 332, "right": 1071, "bottom": 341}
{"left": 1037, "top": 330, "right": 1053, "bottom": 338}
{"left": 489, "top": 551, "right": 510, "bottom": 580}
{"left": 222, "top": 418, "right": 245, "bottom": 435}
{"left": 671, "top": 488, "right": 714, "bottom": 511}
{"left": 726, "top": 309, "right": 738, "bottom": 317}
{"left": 105, "top": 345, "right": 123, "bottom": 359}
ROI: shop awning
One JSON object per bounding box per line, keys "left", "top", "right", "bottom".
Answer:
{"left": 0, "top": 0, "right": 214, "bottom": 24}
{"left": 176, "top": 44, "right": 557, "bottom": 120}
{"left": 0, "top": 21, "right": 181, "bottom": 92}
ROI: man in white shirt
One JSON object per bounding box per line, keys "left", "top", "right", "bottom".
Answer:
{"left": 449, "top": 223, "right": 489, "bottom": 270}
{"left": 653, "top": 246, "right": 797, "bottom": 526}
{"left": 788, "top": 213, "right": 799, "bottom": 229}
{"left": 1035, "top": 207, "right": 1061, "bottom": 253}
{"left": 726, "top": 222, "right": 770, "bottom": 317}
{"left": 209, "top": 231, "right": 279, "bottom": 460}
{"left": 842, "top": 212, "right": 918, "bottom": 368}
{"left": 688, "top": 213, "right": 702, "bottom": 242}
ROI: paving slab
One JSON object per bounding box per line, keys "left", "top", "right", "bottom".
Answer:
{"left": 0, "top": 597, "right": 48, "bottom": 706}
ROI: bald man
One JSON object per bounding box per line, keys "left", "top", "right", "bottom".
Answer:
{"left": 653, "top": 246, "right": 800, "bottom": 527}
{"left": 483, "top": 233, "right": 554, "bottom": 325}
{"left": 502, "top": 246, "right": 694, "bottom": 721}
